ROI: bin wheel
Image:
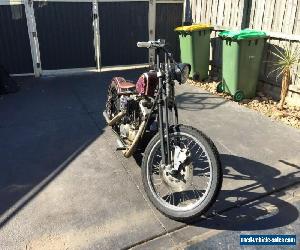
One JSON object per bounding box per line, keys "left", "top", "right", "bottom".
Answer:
{"left": 192, "top": 73, "right": 200, "bottom": 81}
{"left": 234, "top": 90, "right": 245, "bottom": 102}
{"left": 216, "top": 82, "right": 224, "bottom": 93}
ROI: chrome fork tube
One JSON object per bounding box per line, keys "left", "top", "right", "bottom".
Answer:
{"left": 164, "top": 53, "right": 171, "bottom": 165}
{"left": 157, "top": 52, "right": 167, "bottom": 165}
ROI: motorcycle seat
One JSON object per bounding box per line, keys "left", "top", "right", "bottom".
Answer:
{"left": 118, "top": 81, "right": 135, "bottom": 89}
{"left": 112, "top": 77, "right": 135, "bottom": 90}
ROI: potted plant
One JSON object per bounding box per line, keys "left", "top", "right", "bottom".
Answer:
{"left": 269, "top": 42, "right": 300, "bottom": 110}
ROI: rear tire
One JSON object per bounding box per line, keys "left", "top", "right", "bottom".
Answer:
{"left": 106, "top": 81, "right": 119, "bottom": 119}
{"left": 141, "top": 125, "right": 222, "bottom": 221}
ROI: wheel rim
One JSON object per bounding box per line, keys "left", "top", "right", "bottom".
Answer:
{"left": 146, "top": 132, "right": 213, "bottom": 212}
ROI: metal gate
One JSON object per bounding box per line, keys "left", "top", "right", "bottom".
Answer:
{"left": 0, "top": 2, "right": 33, "bottom": 74}
{"left": 0, "top": 0, "right": 183, "bottom": 76}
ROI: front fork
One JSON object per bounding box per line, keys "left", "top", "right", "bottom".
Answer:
{"left": 158, "top": 79, "right": 177, "bottom": 166}
{"left": 158, "top": 77, "right": 167, "bottom": 165}
{"left": 156, "top": 51, "right": 179, "bottom": 167}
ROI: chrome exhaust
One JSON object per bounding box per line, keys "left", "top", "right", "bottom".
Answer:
{"left": 103, "top": 111, "right": 126, "bottom": 126}
{"left": 103, "top": 110, "right": 146, "bottom": 157}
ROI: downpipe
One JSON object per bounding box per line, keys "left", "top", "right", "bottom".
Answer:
{"left": 103, "top": 111, "right": 126, "bottom": 126}
{"left": 103, "top": 110, "right": 146, "bottom": 158}
{"left": 123, "top": 120, "right": 146, "bottom": 158}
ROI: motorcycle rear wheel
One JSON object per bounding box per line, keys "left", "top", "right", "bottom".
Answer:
{"left": 141, "top": 125, "right": 222, "bottom": 221}
{"left": 106, "top": 81, "right": 119, "bottom": 119}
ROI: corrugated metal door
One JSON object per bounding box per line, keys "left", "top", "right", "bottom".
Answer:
{"left": 33, "top": 2, "right": 95, "bottom": 70}
{"left": 98, "top": 2, "right": 149, "bottom": 66}
{"left": 156, "top": 3, "right": 183, "bottom": 61}
{"left": 0, "top": 5, "right": 33, "bottom": 74}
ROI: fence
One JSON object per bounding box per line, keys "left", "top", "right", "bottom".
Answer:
{"left": 0, "top": 0, "right": 184, "bottom": 76}
{"left": 186, "top": 0, "right": 300, "bottom": 103}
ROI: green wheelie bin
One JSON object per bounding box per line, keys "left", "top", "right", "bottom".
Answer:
{"left": 175, "top": 24, "right": 213, "bottom": 81}
{"left": 217, "top": 29, "right": 268, "bottom": 101}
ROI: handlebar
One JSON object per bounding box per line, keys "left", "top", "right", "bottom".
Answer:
{"left": 137, "top": 40, "right": 166, "bottom": 49}
{"left": 137, "top": 41, "right": 152, "bottom": 48}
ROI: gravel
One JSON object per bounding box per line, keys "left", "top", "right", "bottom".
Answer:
{"left": 188, "top": 80, "right": 300, "bottom": 129}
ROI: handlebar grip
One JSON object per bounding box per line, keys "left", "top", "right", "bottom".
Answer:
{"left": 137, "top": 41, "right": 151, "bottom": 48}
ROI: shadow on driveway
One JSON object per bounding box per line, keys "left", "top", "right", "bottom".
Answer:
{"left": 202, "top": 154, "right": 300, "bottom": 231}
{"left": 0, "top": 69, "right": 143, "bottom": 228}
{"left": 176, "top": 91, "right": 227, "bottom": 111}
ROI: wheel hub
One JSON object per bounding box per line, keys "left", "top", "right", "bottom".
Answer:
{"left": 173, "top": 146, "right": 190, "bottom": 170}
{"left": 160, "top": 164, "right": 193, "bottom": 192}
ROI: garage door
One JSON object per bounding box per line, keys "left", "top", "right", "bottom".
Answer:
{"left": 0, "top": 0, "right": 184, "bottom": 75}
{"left": 33, "top": 1, "right": 96, "bottom": 70}
{"left": 0, "top": 4, "right": 33, "bottom": 74}
{"left": 98, "top": 1, "right": 149, "bottom": 67}
{"left": 156, "top": 2, "right": 183, "bottom": 62}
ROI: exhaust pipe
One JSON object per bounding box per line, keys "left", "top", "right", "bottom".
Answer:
{"left": 103, "top": 111, "right": 126, "bottom": 126}
{"left": 103, "top": 111, "right": 146, "bottom": 157}
{"left": 123, "top": 121, "right": 146, "bottom": 158}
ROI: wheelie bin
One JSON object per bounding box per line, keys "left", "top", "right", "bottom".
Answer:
{"left": 175, "top": 24, "right": 213, "bottom": 80}
{"left": 217, "top": 29, "right": 268, "bottom": 101}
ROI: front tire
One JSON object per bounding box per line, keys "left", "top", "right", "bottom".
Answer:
{"left": 141, "top": 125, "right": 222, "bottom": 221}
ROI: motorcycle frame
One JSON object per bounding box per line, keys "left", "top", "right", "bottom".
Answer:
{"left": 105, "top": 43, "right": 179, "bottom": 163}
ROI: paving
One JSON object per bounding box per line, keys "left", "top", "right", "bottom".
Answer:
{"left": 0, "top": 69, "right": 299, "bottom": 249}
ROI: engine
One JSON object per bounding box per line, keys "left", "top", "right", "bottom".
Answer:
{"left": 119, "top": 95, "right": 139, "bottom": 141}
{"left": 118, "top": 95, "right": 153, "bottom": 142}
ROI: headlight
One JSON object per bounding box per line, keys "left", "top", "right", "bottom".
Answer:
{"left": 175, "top": 63, "right": 191, "bottom": 84}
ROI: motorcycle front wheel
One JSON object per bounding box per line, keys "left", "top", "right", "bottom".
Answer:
{"left": 142, "top": 125, "right": 222, "bottom": 221}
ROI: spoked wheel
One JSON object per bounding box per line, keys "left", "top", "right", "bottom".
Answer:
{"left": 142, "top": 125, "right": 222, "bottom": 221}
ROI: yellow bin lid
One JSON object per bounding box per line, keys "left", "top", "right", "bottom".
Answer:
{"left": 175, "top": 23, "right": 213, "bottom": 32}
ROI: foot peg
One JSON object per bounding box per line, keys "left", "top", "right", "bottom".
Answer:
{"left": 116, "top": 138, "right": 126, "bottom": 151}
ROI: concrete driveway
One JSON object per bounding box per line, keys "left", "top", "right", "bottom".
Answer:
{"left": 0, "top": 69, "right": 299, "bottom": 249}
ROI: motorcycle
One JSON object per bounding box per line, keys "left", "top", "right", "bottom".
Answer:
{"left": 103, "top": 40, "right": 222, "bottom": 221}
